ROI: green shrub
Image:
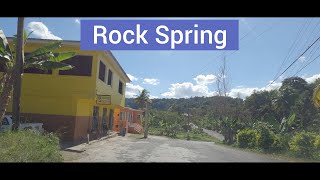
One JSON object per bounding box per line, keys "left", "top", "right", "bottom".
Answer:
{"left": 257, "top": 127, "right": 275, "bottom": 151}
{"left": 314, "top": 135, "right": 320, "bottom": 160}
{"left": 270, "top": 134, "right": 287, "bottom": 152}
{"left": 0, "top": 130, "right": 63, "bottom": 162}
{"left": 289, "top": 131, "right": 316, "bottom": 159}
{"left": 236, "top": 129, "right": 259, "bottom": 148}
{"left": 191, "top": 128, "right": 203, "bottom": 135}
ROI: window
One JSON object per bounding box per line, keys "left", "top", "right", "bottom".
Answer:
{"left": 120, "top": 112, "right": 124, "bottom": 121}
{"left": 59, "top": 55, "right": 92, "bottom": 76}
{"left": 107, "top": 70, "right": 113, "bottom": 86}
{"left": 24, "top": 67, "right": 52, "bottom": 74}
{"left": 0, "top": 52, "right": 52, "bottom": 74}
{"left": 99, "top": 61, "right": 106, "bottom": 82}
{"left": 118, "top": 81, "right": 123, "bottom": 94}
{"left": 23, "top": 52, "right": 52, "bottom": 74}
{"left": 137, "top": 115, "right": 141, "bottom": 120}
{"left": 128, "top": 112, "right": 133, "bottom": 123}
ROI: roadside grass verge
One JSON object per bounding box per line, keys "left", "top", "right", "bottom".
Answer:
{"left": 228, "top": 144, "right": 315, "bottom": 162}
{"left": 133, "top": 127, "right": 222, "bottom": 143}
{"left": 0, "top": 130, "right": 63, "bottom": 162}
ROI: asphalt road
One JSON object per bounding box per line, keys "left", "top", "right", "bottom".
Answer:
{"left": 66, "top": 135, "right": 287, "bottom": 162}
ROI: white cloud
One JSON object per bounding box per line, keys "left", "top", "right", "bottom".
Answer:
{"left": 304, "top": 73, "right": 320, "bottom": 83}
{"left": 298, "top": 56, "right": 306, "bottom": 62}
{"left": 193, "top": 74, "right": 216, "bottom": 85}
{"left": 161, "top": 73, "right": 320, "bottom": 100}
{"left": 150, "top": 95, "right": 159, "bottom": 99}
{"left": 143, "top": 78, "right": 160, "bottom": 85}
{"left": 28, "top": 22, "right": 62, "bottom": 40}
{"left": 228, "top": 87, "right": 259, "bottom": 99}
{"left": 228, "top": 81, "right": 282, "bottom": 99}
{"left": 75, "top": 18, "right": 80, "bottom": 24}
{"left": 161, "top": 82, "right": 217, "bottom": 98}
{"left": 127, "top": 74, "right": 138, "bottom": 81}
{"left": 125, "top": 83, "right": 144, "bottom": 98}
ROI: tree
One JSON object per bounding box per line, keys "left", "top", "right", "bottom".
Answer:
{"left": 135, "top": 89, "right": 151, "bottom": 138}
{"left": 0, "top": 29, "right": 75, "bottom": 126}
{"left": 276, "top": 77, "right": 317, "bottom": 129}
{"left": 245, "top": 90, "right": 279, "bottom": 128}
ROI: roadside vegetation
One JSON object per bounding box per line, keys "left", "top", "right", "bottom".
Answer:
{"left": 0, "top": 29, "right": 74, "bottom": 162}
{"left": 127, "top": 76, "right": 320, "bottom": 161}
{"left": 0, "top": 130, "right": 62, "bottom": 162}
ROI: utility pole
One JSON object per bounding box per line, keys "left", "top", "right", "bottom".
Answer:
{"left": 144, "top": 102, "right": 149, "bottom": 138}
{"left": 187, "top": 102, "right": 190, "bottom": 140}
{"left": 12, "top": 17, "right": 24, "bottom": 129}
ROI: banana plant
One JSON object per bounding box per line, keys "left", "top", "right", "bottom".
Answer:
{"left": 0, "top": 29, "right": 75, "bottom": 126}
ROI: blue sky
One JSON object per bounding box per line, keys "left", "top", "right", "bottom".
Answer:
{"left": 1, "top": 17, "right": 320, "bottom": 99}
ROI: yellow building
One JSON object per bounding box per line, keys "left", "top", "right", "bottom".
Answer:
{"left": 1, "top": 38, "right": 131, "bottom": 144}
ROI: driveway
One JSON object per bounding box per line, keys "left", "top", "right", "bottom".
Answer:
{"left": 202, "top": 128, "right": 225, "bottom": 141}
{"left": 63, "top": 135, "right": 287, "bottom": 162}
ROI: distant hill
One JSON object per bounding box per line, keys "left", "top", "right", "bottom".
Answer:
{"left": 125, "top": 96, "right": 242, "bottom": 112}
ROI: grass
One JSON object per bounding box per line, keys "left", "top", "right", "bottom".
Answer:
{"left": 0, "top": 130, "right": 63, "bottom": 162}
{"left": 175, "top": 132, "right": 222, "bottom": 143}
{"left": 141, "top": 127, "right": 222, "bottom": 143}
{"left": 228, "top": 144, "right": 316, "bottom": 162}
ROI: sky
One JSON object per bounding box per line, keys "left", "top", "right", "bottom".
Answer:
{"left": 1, "top": 17, "right": 320, "bottom": 99}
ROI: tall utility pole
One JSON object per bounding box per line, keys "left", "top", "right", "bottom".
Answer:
{"left": 12, "top": 17, "right": 24, "bottom": 129}
{"left": 187, "top": 102, "right": 190, "bottom": 140}
{"left": 143, "top": 103, "right": 149, "bottom": 138}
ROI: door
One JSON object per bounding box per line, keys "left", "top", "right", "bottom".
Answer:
{"left": 129, "top": 112, "right": 133, "bottom": 126}
{"left": 102, "top": 108, "right": 107, "bottom": 134}
{"left": 109, "top": 109, "right": 114, "bottom": 132}
{"left": 92, "top": 106, "right": 99, "bottom": 133}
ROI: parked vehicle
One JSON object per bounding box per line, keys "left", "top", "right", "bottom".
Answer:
{"left": 1, "top": 115, "right": 13, "bottom": 132}
{"left": 0, "top": 115, "right": 44, "bottom": 133}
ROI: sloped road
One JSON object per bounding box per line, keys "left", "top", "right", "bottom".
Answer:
{"left": 67, "top": 135, "right": 287, "bottom": 162}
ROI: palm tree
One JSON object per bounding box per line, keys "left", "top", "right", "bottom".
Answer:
{"left": 135, "top": 89, "right": 151, "bottom": 138}
{"left": 0, "top": 29, "right": 75, "bottom": 126}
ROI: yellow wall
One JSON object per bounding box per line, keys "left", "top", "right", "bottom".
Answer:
{"left": 4, "top": 41, "right": 128, "bottom": 117}
{"left": 96, "top": 53, "right": 127, "bottom": 107}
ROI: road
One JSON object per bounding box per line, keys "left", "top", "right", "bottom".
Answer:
{"left": 63, "top": 135, "right": 287, "bottom": 162}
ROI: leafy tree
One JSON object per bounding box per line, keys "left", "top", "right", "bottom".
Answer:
{"left": 245, "top": 90, "right": 279, "bottom": 126}
{"left": 0, "top": 30, "right": 75, "bottom": 125}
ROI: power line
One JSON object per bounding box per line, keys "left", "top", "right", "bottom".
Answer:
{"left": 269, "top": 35, "right": 320, "bottom": 85}
{"left": 286, "top": 19, "right": 320, "bottom": 76}
{"left": 191, "top": 24, "right": 274, "bottom": 78}
{"left": 159, "top": 23, "right": 275, "bottom": 112}
{"left": 293, "top": 53, "right": 320, "bottom": 77}
{"left": 272, "top": 19, "right": 309, "bottom": 80}
{"left": 293, "top": 42, "right": 320, "bottom": 76}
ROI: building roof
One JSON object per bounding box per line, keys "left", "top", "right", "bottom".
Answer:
{"left": 6, "top": 37, "right": 131, "bottom": 83}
